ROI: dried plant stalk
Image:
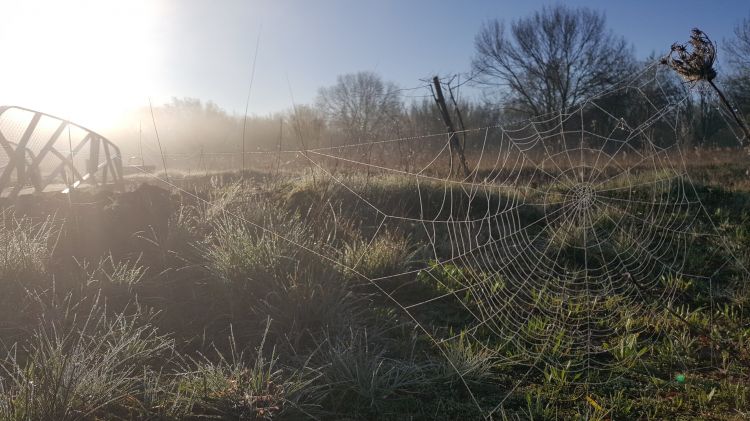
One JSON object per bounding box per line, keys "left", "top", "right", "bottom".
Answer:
{"left": 663, "top": 28, "right": 750, "bottom": 143}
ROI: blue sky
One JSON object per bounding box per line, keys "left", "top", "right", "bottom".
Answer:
{"left": 164, "top": 0, "right": 750, "bottom": 114}
{"left": 1, "top": 0, "right": 748, "bottom": 127}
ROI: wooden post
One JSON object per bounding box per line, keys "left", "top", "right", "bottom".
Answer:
{"left": 432, "top": 76, "right": 470, "bottom": 177}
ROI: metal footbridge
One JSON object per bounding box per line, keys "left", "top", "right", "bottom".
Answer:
{"left": 0, "top": 106, "right": 123, "bottom": 199}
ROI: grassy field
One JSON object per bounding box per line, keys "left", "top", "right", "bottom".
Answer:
{"left": 0, "top": 159, "right": 749, "bottom": 420}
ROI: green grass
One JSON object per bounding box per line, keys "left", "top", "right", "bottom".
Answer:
{"left": 0, "top": 166, "right": 749, "bottom": 419}
{"left": 0, "top": 296, "right": 172, "bottom": 420}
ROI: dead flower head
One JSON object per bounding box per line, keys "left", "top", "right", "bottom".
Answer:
{"left": 661, "top": 28, "right": 717, "bottom": 83}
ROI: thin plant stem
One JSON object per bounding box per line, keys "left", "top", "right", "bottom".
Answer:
{"left": 708, "top": 79, "right": 750, "bottom": 144}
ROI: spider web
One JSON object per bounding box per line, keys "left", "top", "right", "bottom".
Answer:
{"left": 141, "top": 61, "right": 748, "bottom": 417}
{"left": 285, "top": 62, "right": 748, "bottom": 416}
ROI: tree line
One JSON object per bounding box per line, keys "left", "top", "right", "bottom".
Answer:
{"left": 116, "top": 4, "right": 750, "bottom": 161}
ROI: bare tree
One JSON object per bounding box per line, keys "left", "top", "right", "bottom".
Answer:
{"left": 286, "top": 104, "right": 326, "bottom": 149}
{"left": 316, "top": 71, "right": 402, "bottom": 143}
{"left": 471, "top": 4, "right": 635, "bottom": 116}
{"left": 726, "top": 15, "right": 750, "bottom": 118}
{"left": 727, "top": 15, "right": 750, "bottom": 71}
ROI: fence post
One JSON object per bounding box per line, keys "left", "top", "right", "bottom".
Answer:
{"left": 432, "top": 76, "right": 470, "bottom": 177}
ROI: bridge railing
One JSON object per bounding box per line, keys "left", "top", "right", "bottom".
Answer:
{"left": 0, "top": 106, "right": 123, "bottom": 198}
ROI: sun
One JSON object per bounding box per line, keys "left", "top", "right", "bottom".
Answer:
{"left": 0, "top": 0, "right": 161, "bottom": 130}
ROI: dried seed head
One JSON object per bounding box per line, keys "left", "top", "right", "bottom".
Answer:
{"left": 662, "top": 28, "right": 717, "bottom": 83}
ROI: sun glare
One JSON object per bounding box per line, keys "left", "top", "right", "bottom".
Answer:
{"left": 0, "top": 0, "right": 160, "bottom": 130}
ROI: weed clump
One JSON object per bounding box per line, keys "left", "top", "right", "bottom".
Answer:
{"left": 0, "top": 298, "right": 172, "bottom": 420}
{"left": 339, "top": 231, "right": 416, "bottom": 281}
{"left": 0, "top": 212, "right": 54, "bottom": 283}
{"left": 174, "top": 323, "right": 322, "bottom": 419}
